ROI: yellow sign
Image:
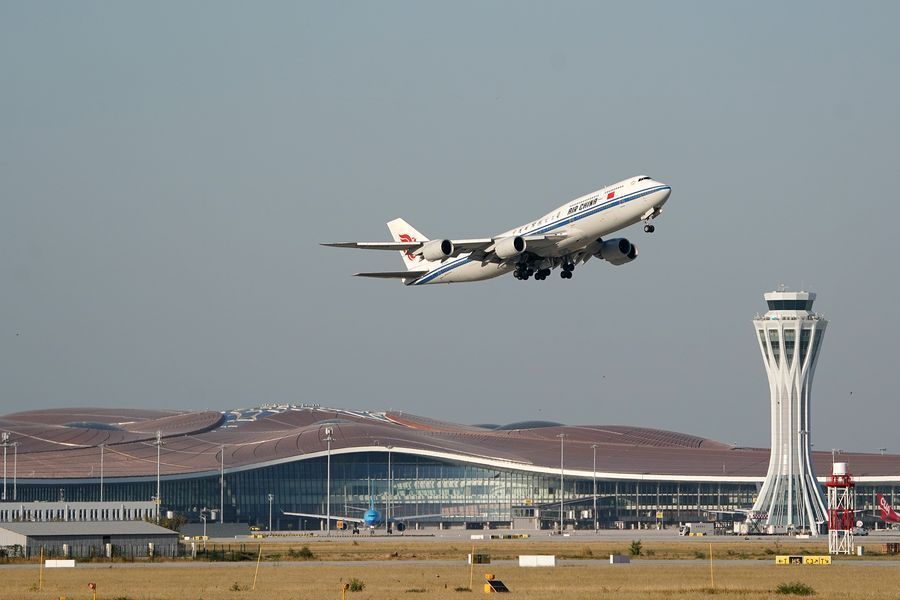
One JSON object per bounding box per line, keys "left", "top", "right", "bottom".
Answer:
{"left": 775, "top": 555, "right": 832, "bottom": 565}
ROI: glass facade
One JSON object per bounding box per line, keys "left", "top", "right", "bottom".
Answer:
{"left": 13, "top": 452, "right": 895, "bottom": 529}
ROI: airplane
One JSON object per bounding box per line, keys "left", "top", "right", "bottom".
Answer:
{"left": 283, "top": 496, "right": 439, "bottom": 532}
{"left": 877, "top": 493, "right": 900, "bottom": 525}
{"left": 284, "top": 496, "right": 384, "bottom": 530}
{"left": 323, "top": 175, "right": 671, "bottom": 285}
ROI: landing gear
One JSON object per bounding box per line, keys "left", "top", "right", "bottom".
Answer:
{"left": 515, "top": 258, "right": 576, "bottom": 281}
{"left": 514, "top": 262, "right": 534, "bottom": 281}
{"left": 643, "top": 224, "right": 655, "bottom": 233}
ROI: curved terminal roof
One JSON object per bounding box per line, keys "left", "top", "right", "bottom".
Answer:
{"left": 2, "top": 406, "right": 898, "bottom": 483}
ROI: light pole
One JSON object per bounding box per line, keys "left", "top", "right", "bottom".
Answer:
{"left": 99, "top": 444, "right": 104, "bottom": 503}
{"left": 387, "top": 445, "right": 393, "bottom": 528}
{"left": 13, "top": 442, "right": 19, "bottom": 500}
{"left": 324, "top": 427, "right": 334, "bottom": 534}
{"left": 592, "top": 444, "right": 598, "bottom": 531}
{"left": 219, "top": 445, "right": 225, "bottom": 524}
{"left": 153, "top": 431, "right": 163, "bottom": 523}
{"left": 268, "top": 493, "right": 274, "bottom": 532}
{"left": 1, "top": 432, "right": 9, "bottom": 501}
{"left": 199, "top": 509, "right": 208, "bottom": 548}
{"left": 557, "top": 433, "right": 565, "bottom": 534}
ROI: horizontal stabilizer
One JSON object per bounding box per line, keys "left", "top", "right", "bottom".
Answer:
{"left": 322, "top": 241, "right": 420, "bottom": 251}
{"left": 354, "top": 270, "right": 430, "bottom": 279}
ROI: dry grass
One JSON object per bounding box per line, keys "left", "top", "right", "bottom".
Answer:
{"left": 183, "top": 538, "right": 887, "bottom": 562}
{"left": 2, "top": 539, "right": 898, "bottom": 599}
{"left": 3, "top": 559, "right": 900, "bottom": 600}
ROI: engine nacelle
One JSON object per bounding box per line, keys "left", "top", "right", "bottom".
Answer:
{"left": 494, "top": 236, "right": 526, "bottom": 260}
{"left": 598, "top": 238, "right": 638, "bottom": 266}
{"left": 420, "top": 239, "right": 454, "bottom": 261}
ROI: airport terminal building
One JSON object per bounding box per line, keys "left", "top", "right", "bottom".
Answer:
{"left": 2, "top": 406, "right": 899, "bottom": 531}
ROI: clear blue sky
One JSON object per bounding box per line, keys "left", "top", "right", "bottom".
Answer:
{"left": 2, "top": 1, "right": 899, "bottom": 451}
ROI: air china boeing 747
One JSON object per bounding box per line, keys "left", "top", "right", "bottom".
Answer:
{"left": 323, "top": 175, "right": 671, "bottom": 285}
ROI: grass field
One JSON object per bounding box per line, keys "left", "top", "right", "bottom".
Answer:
{"left": 2, "top": 539, "right": 899, "bottom": 600}
{"left": 183, "top": 537, "right": 893, "bottom": 562}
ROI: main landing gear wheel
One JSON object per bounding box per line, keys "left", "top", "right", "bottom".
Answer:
{"left": 560, "top": 270, "right": 572, "bottom": 279}
{"left": 643, "top": 224, "right": 655, "bottom": 233}
{"left": 514, "top": 264, "right": 533, "bottom": 280}
{"left": 534, "top": 269, "right": 551, "bottom": 281}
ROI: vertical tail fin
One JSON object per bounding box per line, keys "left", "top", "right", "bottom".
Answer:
{"left": 878, "top": 493, "right": 900, "bottom": 522}
{"left": 387, "top": 218, "right": 432, "bottom": 272}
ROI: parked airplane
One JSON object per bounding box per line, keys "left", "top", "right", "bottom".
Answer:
{"left": 877, "top": 493, "right": 900, "bottom": 525}
{"left": 283, "top": 496, "right": 438, "bottom": 532}
{"left": 284, "top": 496, "right": 384, "bottom": 530}
{"left": 323, "top": 175, "right": 671, "bottom": 284}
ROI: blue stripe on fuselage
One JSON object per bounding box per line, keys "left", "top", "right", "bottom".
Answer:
{"left": 413, "top": 185, "right": 669, "bottom": 285}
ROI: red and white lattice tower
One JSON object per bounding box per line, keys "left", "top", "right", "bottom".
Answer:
{"left": 826, "top": 462, "right": 855, "bottom": 555}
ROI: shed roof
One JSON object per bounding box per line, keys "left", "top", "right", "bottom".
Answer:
{"left": 0, "top": 521, "right": 178, "bottom": 537}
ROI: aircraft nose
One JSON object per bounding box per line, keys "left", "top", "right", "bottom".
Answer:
{"left": 657, "top": 184, "right": 671, "bottom": 205}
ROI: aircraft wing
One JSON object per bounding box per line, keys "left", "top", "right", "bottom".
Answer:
{"left": 323, "top": 234, "right": 565, "bottom": 263}
{"left": 281, "top": 511, "right": 365, "bottom": 524}
{"left": 519, "top": 234, "right": 567, "bottom": 254}
{"left": 354, "top": 271, "right": 429, "bottom": 279}
{"left": 322, "top": 239, "right": 493, "bottom": 259}
{"left": 468, "top": 234, "right": 567, "bottom": 263}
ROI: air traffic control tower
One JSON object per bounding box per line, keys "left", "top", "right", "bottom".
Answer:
{"left": 749, "top": 288, "right": 828, "bottom": 535}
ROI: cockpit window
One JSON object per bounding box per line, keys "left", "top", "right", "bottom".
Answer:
{"left": 637, "top": 176, "right": 652, "bottom": 182}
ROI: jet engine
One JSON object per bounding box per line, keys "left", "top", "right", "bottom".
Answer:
{"left": 494, "top": 236, "right": 526, "bottom": 260}
{"left": 598, "top": 238, "right": 638, "bottom": 266}
{"left": 420, "top": 239, "right": 454, "bottom": 261}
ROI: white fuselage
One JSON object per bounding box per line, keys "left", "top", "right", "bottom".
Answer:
{"left": 412, "top": 176, "right": 671, "bottom": 285}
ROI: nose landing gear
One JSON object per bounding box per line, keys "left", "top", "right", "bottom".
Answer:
{"left": 643, "top": 223, "right": 655, "bottom": 233}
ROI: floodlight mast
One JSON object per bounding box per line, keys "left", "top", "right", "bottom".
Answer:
{"left": 12, "top": 441, "right": 17, "bottom": 501}
{"left": 219, "top": 445, "right": 225, "bottom": 523}
{"left": 557, "top": 433, "right": 565, "bottom": 534}
{"left": 1, "top": 432, "right": 9, "bottom": 501}
{"left": 153, "top": 431, "right": 163, "bottom": 523}
{"left": 592, "top": 444, "right": 598, "bottom": 531}
{"left": 99, "top": 444, "right": 104, "bottom": 503}
{"left": 324, "top": 427, "right": 334, "bottom": 534}
{"left": 387, "top": 445, "right": 393, "bottom": 529}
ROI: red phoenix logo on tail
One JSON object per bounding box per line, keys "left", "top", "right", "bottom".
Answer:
{"left": 878, "top": 494, "right": 900, "bottom": 523}
{"left": 399, "top": 233, "right": 418, "bottom": 261}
